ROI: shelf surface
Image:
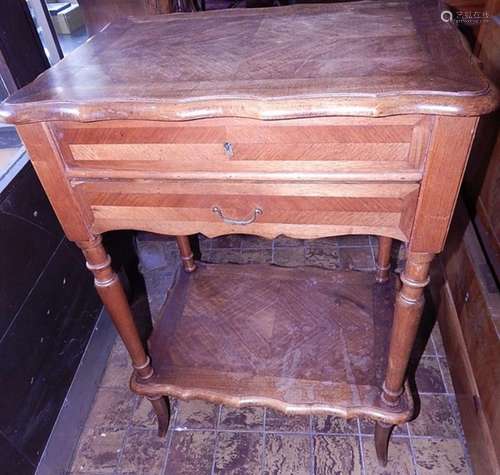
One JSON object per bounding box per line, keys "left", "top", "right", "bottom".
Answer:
{"left": 134, "top": 263, "right": 412, "bottom": 424}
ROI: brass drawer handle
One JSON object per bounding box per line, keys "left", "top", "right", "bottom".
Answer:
{"left": 212, "top": 206, "right": 263, "bottom": 225}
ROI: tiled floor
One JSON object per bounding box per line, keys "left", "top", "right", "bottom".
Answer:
{"left": 69, "top": 235, "right": 472, "bottom": 475}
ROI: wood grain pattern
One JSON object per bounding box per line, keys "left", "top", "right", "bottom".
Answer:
{"left": 133, "top": 263, "right": 413, "bottom": 425}
{"left": 437, "top": 200, "right": 500, "bottom": 474}
{"left": 51, "top": 117, "right": 430, "bottom": 181}
{"left": 0, "top": 1, "right": 497, "bottom": 124}
{"left": 73, "top": 180, "right": 419, "bottom": 241}
{"left": 410, "top": 116, "right": 479, "bottom": 252}
{"left": 1, "top": 0, "right": 496, "bottom": 465}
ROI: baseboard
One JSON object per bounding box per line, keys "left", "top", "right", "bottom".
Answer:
{"left": 35, "top": 307, "right": 116, "bottom": 475}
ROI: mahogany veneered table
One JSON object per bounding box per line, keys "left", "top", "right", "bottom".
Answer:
{"left": 1, "top": 1, "right": 497, "bottom": 466}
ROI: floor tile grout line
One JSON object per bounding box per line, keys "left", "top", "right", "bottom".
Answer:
{"left": 168, "top": 425, "right": 465, "bottom": 439}
{"left": 369, "top": 242, "right": 377, "bottom": 270}
{"left": 171, "top": 426, "right": 384, "bottom": 437}
{"left": 309, "top": 415, "right": 314, "bottom": 475}
{"left": 445, "top": 395, "right": 475, "bottom": 475}
{"left": 357, "top": 418, "right": 367, "bottom": 475}
{"left": 209, "top": 405, "right": 223, "bottom": 475}
{"left": 160, "top": 401, "right": 177, "bottom": 475}
{"left": 112, "top": 395, "right": 137, "bottom": 475}
{"left": 260, "top": 408, "right": 267, "bottom": 475}
{"left": 406, "top": 418, "right": 420, "bottom": 475}
{"left": 434, "top": 354, "right": 453, "bottom": 396}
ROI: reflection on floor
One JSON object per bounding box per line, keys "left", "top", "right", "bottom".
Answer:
{"left": 57, "top": 26, "right": 89, "bottom": 55}
{"left": 69, "top": 235, "right": 472, "bottom": 474}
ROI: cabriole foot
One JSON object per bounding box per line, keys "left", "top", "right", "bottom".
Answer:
{"left": 374, "top": 421, "right": 394, "bottom": 467}
{"left": 147, "top": 395, "right": 171, "bottom": 437}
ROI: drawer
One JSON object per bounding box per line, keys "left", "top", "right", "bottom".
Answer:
{"left": 73, "top": 180, "right": 419, "bottom": 241}
{"left": 53, "top": 116, "right": 432, "bottom": 182}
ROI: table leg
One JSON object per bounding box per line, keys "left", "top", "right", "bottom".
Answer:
{"left": 77, "top": 235, "right": 170, "bottom": 437}
{"left": 374, "top": 422, "right": 393, "bottom": 466}
{"left": 375, "top": 251, "right": 434, "bottom": 465}
{"left": 376, "top": 236, "right": 392, "bottom": 283}
{"left": 176, "top": 235, "right": 197, "bottom": 272}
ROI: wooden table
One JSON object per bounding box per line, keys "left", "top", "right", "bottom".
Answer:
{"left": 1, "top": 1, "right": 497, "bottom": 466}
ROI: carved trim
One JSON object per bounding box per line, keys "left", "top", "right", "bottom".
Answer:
{"left": 382, "top": 381, "right": 404, "bottom": 399}
{"left": 398, "top": 292, "right": 425, "bottom": 306}
{"left": 131, "top": 374, "right": 414, "bottom": 425}
{"left": 94, "top": 274, "right": 119, "bottom": 287}
{"left": 146, "top": 394, "right": 163, "bottom": 401}
{"left": 133, "top": 356, "right": 151, "bottom": 371}
{"left": 400, "top": 272, "right": 430, "bottom": 289}
{"left": 137, "top": 367, "right": 154, "bottom": 380}
{"left": 86, "top": 254, "right": 112, "bottom": 271}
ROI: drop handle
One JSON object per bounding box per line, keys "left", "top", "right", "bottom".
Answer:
{"left": 212, "top": 206, "right": 263, "bottom": 226}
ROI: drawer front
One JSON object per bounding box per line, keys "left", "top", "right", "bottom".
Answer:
{"left": 73, "top": 180, "right": 419, "bottom": 241}
{"left": 54, "top": 116, "right": 432, "bottom": 182}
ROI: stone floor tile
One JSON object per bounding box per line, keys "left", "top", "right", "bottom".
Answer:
{"left": 117, "top": 428, "right": 168, "bottom": 474}
{"left": 412, "top": 437, "right": 469, "bottom": 474}
{"left": 409, "top": 394, "right": 458, "bottom": 438}
{"left": 415, "top": 356, "right": 446, "bottom": 394}
{"left": 338, "top": 246, "right": 375, "bottom": 270}
{"left": 143, "top": 266, "right": 175, "bottom": 318}
{"left": 265, "top": 409, "right": 310, "bottom": 432}
{"left": 304, "top": 237, "right": 337, "bottom": 247}
{"left": 131, "top": 396, "right": 174, "bottom": 430}
{"left": 71, "top": 428, "right": 126, "bottom": 474}
{"left": 198, "top": 234, "right": 212, "bottom": 251}
{"left": 263, "top": 433, "right": 311, "bottom": 475}
{"left": 240, "top": 235, "right": 272, "bottom": 249}
{"left": 421, "top": 335, "right": 436, "bottom": 356}
{"left": 304, "top": 243, "right": 341, "bottom": 269}
{"left": 361, "top": 436, "right": 413, "bottom": 475}
{"left": 219, "top": 406, "right": 264, "bottom": 430}
{"left": 334, "top": 235, "right": 371, "bottom": 247}
{"left": 201, "top": 249, "right": 242, "bottom": 264}
{"left": 85, "top": 387, "right": 136, "bottom": 431}
{"left": 100, "top": 338, "right": 131, "bottom": 389}
{"left": 210, "top": 235, "right": 244, "bottom": 249}
{"left": 174, "top": 400, "right": 219, "bottom": 430}
{"left": 272, "top": 246, "right": 306, "bottom": 267}
{"left": 432, "top": 327, "right": 446, "bottom": 357}
{"left": 438, "top": 358, "right": 454, "bottom": 394}
{"left": 312, "top": 415, "right": 358, "bottom": 434}
{"left": 272, "top": 236, "right": 303, "bottom": 247}
{"left": 313, "top": 435, "right": 362, "bottom": 475}
{"left": 214, "top": 431, "right": 263, "bottom": 474}
{"left": 237, "top": 248, "right": 273, "bottom": 264}
{"left": 358, "top": 419, "right": 408, "bottom": 436}
{"left": 137, "top": 240, "right": 174, "bottom": 272}
{"left": 164, "top": 430, "right": 216, "bottom": 475}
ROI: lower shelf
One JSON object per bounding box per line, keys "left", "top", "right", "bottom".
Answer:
{"left": 132, "top": 263, "right": 413, "bottom": 425}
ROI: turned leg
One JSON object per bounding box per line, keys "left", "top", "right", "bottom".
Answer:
{"left": 77, "top": 235, "right": 171, "bottom": 437}
{"left": 376, "top": 236, "right": 392, "bottom": 283}
{"left": 176, "top": 236, "right": 196, "bottom": 272}
{"left": 377, "top": 251, "right": 434, "bottom": 464}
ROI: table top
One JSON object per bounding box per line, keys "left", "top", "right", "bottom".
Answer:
{"left": 1, "top": 0, "right": 497, "bottom": 124}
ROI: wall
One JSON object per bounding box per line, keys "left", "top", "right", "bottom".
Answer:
{"left": 0, "top": 163, "right": 101, "bottom": 474}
